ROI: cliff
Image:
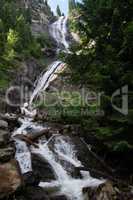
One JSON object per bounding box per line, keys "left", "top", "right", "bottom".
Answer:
{"left": 16, "top": 0, "right": 54, "bottom": 36}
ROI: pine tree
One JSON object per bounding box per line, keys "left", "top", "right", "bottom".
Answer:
{"left": 69, "top": 0, "right": 76, "bottom": 13}
{"left": 44, "top": 0, "right": 48, "bottom": 6}
{"left": 56, "top": 5, "right": 62, "bottom": 16}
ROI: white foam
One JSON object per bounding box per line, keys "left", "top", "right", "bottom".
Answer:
{"left": 50, "top": 16, "right": 69, "bottom": 51}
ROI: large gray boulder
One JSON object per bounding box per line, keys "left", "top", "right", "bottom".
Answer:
{"left": 0, "top": 161, "right": 21, "bottom": 199}
{"left": 0, "top": 147, "right": 14, "bottom": 162}
{"left": 0, "top": 120, "right": 8, "bottom": 129}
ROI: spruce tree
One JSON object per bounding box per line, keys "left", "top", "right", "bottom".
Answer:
{"left": 56, "top": 5, "right": 62, "bottom": 16}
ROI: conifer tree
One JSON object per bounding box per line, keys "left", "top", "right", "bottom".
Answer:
{"left": 56, "top": 5, "right": 62, "bottom": 16}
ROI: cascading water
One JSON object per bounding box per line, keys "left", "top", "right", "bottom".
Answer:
{"left": 32, "top": 135, "right": 105, "bottom": 200}
{"left": 30, "top": 60, "right": 66, "bottom": 105}
{"left": 49, "top": 16, "right": 69, "bottom": 51}
{"left": 12, "top": 15, "right": 105, "bottom": 200}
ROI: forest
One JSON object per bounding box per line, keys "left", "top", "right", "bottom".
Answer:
{"left": 67, "top": 0, "right": 133, "bottom": 168}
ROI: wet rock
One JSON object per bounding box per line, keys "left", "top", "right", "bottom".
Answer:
{"left": 23, "top": 171, "right": 40, "bottom": 186}
{"left": 0, "top": 147, "right": 14, "bottom": 162}
{"left": 0, "top": 129, "right": 10, "bottom": 147}
{"left": 0, "top": 120, "right": 8, "bottom": 129}
{"left": 41, "top": 48, "right": 56, "bottom": 57}
{"left": 50, "top": 195, "right": 67, "bottom": 200}
{"left": 15, "top": 186, "right": 49, "bottom": 200}
{"left": 85, "top": 181, "right": 118, "bottom": 200}
{"left": 0, "top": 160, "right": 21, "bottom": 199}
{"left": 32, "top": 154, "right": 56, "bottom": 182}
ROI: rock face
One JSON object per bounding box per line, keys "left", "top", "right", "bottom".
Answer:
{"left": 15, "top": 186, "right": 49, "bottom": 200}
{"left": 0, "top": 120, "right": 8, "bottom": 129}
{"left": 17, "top": 0, "right": 54, "bottom": 36}
{"left": 30, "top": 0, "right": 53, "bottom": 36}
{"left": 0, "top": 118, "right": 15, "bottom": 162}
{"left": 86, "top": 181, "right": 133, "bottom": 200}
{"left": 0, "top": 161, "right": 21, "bottom": 199}
{"left": 86, "top": 181, "right": 116, "bottom": 200}
{"left": 6, "top": 58, "right": 43, "bottom": 111}
{"left": 0, "top": 129, "right": 9, "bottom": 147}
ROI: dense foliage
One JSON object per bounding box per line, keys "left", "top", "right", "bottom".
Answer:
{"left": 0, "top": 0, "right": 32, "bottom": 87}
{"left": 66, "top": 0, "right": 133, "bottom": 153}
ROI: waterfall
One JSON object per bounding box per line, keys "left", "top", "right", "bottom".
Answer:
{"left": 12, "top": 117, "right": 45, "bottom": 174}
{"left": 12, "top": 15, "right": 105, "bottom": 200}
{"left": 13, "top": 121, "right": 105, "bottom": 199}
{"left": 49, "top": 16, "right": 69, "bottom": 51}
{"left": 32, "top": 135, "right": 105, "bottom": 200}
{"left": 30, "top": 61, "right": 66, "bottom": 105}
{"left": 29, "top": 16, "right": 70, "bottom": 105}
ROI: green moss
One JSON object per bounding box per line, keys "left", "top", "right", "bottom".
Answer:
{"left": 0, "top": 78, "right": 9, "bottom": 89}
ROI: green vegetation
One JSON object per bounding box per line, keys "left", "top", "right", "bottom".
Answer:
{"left": 0, "top": 0, "right": 32, "bottom": 87}
{"left": 66, "top": 0, "right": 133, "bottom": 152}
{"left": 69, "top": 0, "right": 76, "bottom": 13}
{"left": 0, "top": 0, "right": 54, "bottom": 89}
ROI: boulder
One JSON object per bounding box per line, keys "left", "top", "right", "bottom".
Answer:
{"left": 50, "top": 195, "right": 67, "bottom": 200}
{"left": 15, "top": 186, "right": 49, "bottom": 200}
{"left": 32, "top": 154, "right": 56, "bottom": 182}
{"left": 23, "top": 171, "right": 40, "bottom": 186}
{"left": 0, "top": 120, "right": 8, "bottom": 129}
{"left": 0, "top": 147, "right": 14, "bottom": 162}
{"left": 0, "top": 161, "right": 21, "bottom": 199}
{"left": 83, "top": 181, "right": 117, "bottom": 200}
{"left": 0, "top": 129, "right": 9, "bottom": 147}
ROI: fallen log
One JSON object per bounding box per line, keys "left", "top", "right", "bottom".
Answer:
{"left": 14, "top": 135, "right": 39, "bottom": 148}
{"left": 14, "top": 128, "right": 51, "bottom": 148}
{"left": 27, "top": 128, "right": 51, "bottom": 141}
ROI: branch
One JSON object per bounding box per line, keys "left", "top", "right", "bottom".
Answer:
{"left": 14, "top": 128, "right": 51, "bottom": 148}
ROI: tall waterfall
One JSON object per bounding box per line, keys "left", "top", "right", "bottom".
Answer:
{"left": 49, "top": 16, "right": 69, "bottom": 51}
{"left": 12, "top": 15, "right": 105, "bottom": 200}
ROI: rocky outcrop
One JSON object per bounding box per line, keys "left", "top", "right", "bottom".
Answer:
{"left": 0, "top": 161, "right": 21, "bottom": 199}
{"left": 0, "top": 129, "right": 9, "bottom": 147}
{"left": 14, "top": 58, "right": 43, "bottom": 85}
{"left": 17, "top": 0, "right": 54, "bottom": 36}
{"left": 86, "top": 181, "right": 133, "bottom": 200}
{"left": 15, "top": 186, "right": 49, "bottom": 200}
{"left": 0, "top": 119, "right": 8, "bottom": 129}
{"left": 5, "top": 58, "right": 43, "bottom": 112}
